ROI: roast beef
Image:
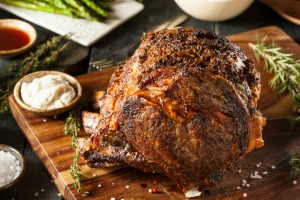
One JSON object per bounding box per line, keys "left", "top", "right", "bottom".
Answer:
{"left": 78, "top": 27, "right": 265, "bottom": 196}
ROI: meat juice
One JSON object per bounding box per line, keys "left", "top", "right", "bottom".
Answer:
{"left": 0, "top": 27, "right": 30, "bottom": 51}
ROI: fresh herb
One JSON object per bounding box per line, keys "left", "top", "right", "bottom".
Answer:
{"left": 289, "top": 152, "right": 300, "bottom": 177}
{"left": 0, "top": 35, "right": 70, "bottom": 113}
{"left": 1, "top": 0, "right": 115, "bottom": 21}
{"left": 249, "top": 35, "right": 300, "bottom": 124}
{"left": 64, "top": 106, "right": 83, "bottom": 192}
{"left": 64, "top": 93, "right": 89, "bottom": 193}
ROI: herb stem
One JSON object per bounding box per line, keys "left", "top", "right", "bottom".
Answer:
{"left": 249, "top": 35, "right": 300, "bottom": 124}
{"left": 64, "top": 92, "right": 89, "bottom": 193}
{"left": 289, "top": 153, "right": 300, "bottom": 177}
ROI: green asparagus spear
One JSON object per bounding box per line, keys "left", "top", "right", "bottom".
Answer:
{"left": 95, "top": 1, "right": 113, "bottom": 12}
{"left": 80, "top": 0, "right": 109, "bottom": 19}
{"left": 2, "top": 0, "right": 78, "bottom": 17}
{"left": 63, "top": 0, "right": 98, "bottom": 20}
{"left": 52, "top": 0, "right": 81, "bottom": 17}
{"left": 41, "top": 0, "right": 68, "bottom": 9}
{"left": 1, "top": 0, "right": 115, "bottom": 21}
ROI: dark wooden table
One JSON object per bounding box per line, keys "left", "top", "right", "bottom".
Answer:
{"left": 0, "top": 0, "right": 299, "bottom": 199}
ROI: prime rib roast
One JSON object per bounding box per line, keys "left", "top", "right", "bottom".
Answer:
{"left": 78, "top": 27, "right": 266, "bottom": 196}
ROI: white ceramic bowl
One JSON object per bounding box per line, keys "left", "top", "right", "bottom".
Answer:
{"left": 174, "top": 0, "right": 254, "bottom": 22}
{"left": 0, "top": 19, "right": 37, "bottom": 58}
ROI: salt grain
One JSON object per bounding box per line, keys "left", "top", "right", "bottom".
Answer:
{"left": 251, "top": 171, "right": 262, "bottom": 179}
{"left": 149, "top": 189, "right": 153, "bottom": 193}
{"left": 243, "top": 193, "right": 247, "bottom": 198}
{"left": 58, "top": 193, "right": 61, "bottom": 196}
{"left": 238, "top": 169, "right": 242, "bottom": 173}
{"left": 111, "top": 198, "right": 115, "bottom": 200}
{"left": 237, "top": 186, "right": 241, "bottom": 190}
{"left": 93, "top": 173, "right": 96, "bottom": 177}
{"left": 125, "top": 185, "right": 129, "bottom": 188}
{"left": 263, "top": 171, "right": 268, "bottom": 175}
{"left": 43, "top": 119, "right": 47, "bottom": 122}
{"left": 242, "top": 179, "right": 247, "bottom": 186}
{"left": 41, "top": 188, "right": 45, "bottom": 192}
{"left": 246, "top": 184, "right": 250, "bottom": 187}
{"left": 98, "top": 184, "right": 102, "bottom": 188}
{"left": 0, "top": 150, "right": 22, "bottom": 187}
{"left": 271, "top": 165, "right": 276, "bottom": 169}
{"left": 34, "top": 192, "right": 38, "bottom": 197}
{"left": 293, "top": 180, "right": 297, "bottom": 185}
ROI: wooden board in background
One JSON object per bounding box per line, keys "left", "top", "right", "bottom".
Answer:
{"left": 8, "top": 26, "right": 300, "bottom": 199}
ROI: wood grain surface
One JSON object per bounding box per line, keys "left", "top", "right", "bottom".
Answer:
{"left": 8, "top": 26, "right": 300, "bottom": 200}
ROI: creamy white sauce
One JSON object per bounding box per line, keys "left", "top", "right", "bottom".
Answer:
{"left": 21, "top": 74, "right": 76, "bottom": 109}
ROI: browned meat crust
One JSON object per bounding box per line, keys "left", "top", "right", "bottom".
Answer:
{"left": 78, "top": 27, "right": 265, "bottom": 193}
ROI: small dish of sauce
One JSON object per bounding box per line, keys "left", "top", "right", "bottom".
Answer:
{"left": 0, "top": 27, "right": 31, "bottom": 51}
{"left": 0, "top": 19, "right": 37, "bottom": 58}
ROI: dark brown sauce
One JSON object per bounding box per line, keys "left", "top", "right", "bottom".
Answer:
{"left": 0, "top": 27, "right": 30, "bottom": 51}
{"left": 140, "top": 183, "right": 148, "bottom": 188}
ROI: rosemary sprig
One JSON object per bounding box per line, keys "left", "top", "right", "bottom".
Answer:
{"left": 64, "top": 93, "right": 89, "bottom": 193}
{"left": 0, "top": 35, "right": 70, "bottom": 113}
{"left": 249, "top": 35, "right": 300, "bottom": 124}
{"left": 289, "top": 152, "right": 300, "bottom": 177}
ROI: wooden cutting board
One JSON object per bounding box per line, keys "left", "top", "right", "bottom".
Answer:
{"left": 8, "top": 26, "right": 300, "bottom": 200}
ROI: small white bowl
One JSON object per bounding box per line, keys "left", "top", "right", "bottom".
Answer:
{"left": 0, "top": 144, "right": 25, "bottom": 191}
{"left": 14, "top": 70, "right": 82, "bottom": 116}
{"left": 174, "top": 0, "right": 254, "bottom": 22}
{"left": 0, "top": 19, "right": 37, "bottom": 58}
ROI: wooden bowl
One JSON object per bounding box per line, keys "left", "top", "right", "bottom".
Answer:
{"left": 0, "top": 19, "right": 37, "bottom": 58}
{"left": 0, "top": 144, "right": 25, "bottom": 191}
{"left": 14, "top": 71, "right": 82, "bottom": 116}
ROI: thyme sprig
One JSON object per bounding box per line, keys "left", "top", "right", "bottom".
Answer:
{"left": 64, "top": 106, "right": 82, "bottom": 192}
{"left": 289, "top": 153, "right": 300, "bottom": 177}
{"left": 0, "top": 35, "right": 70, "bottom": 113}
{"left": 64, "top": 105, "right": 83, "bottom": 192}
{"left": 64, "top": 93, "right": 89, "bottom": 193}
{"left": 249, "top": 35, "right": 300, "bottom": 124}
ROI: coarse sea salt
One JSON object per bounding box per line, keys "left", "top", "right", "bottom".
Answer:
{"left": 251, "top": 171, "right": 262, "bottom": 179}
{"left": 0, "top": 150, "right": 22, "bottom": 187}
{"left": 271, "top": 165, "right": 276, "bottom": 169}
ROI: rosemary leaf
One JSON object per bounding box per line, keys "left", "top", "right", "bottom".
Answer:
{"left": 0, "top": 35, "right": 70, "bottom": 113}
{"left": 249, "top": 35, "right": 300, "bottom": 124}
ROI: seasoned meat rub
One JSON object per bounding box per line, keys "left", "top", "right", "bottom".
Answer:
{"left": 78, "top": 27, "right": 265, "bottom": 196}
